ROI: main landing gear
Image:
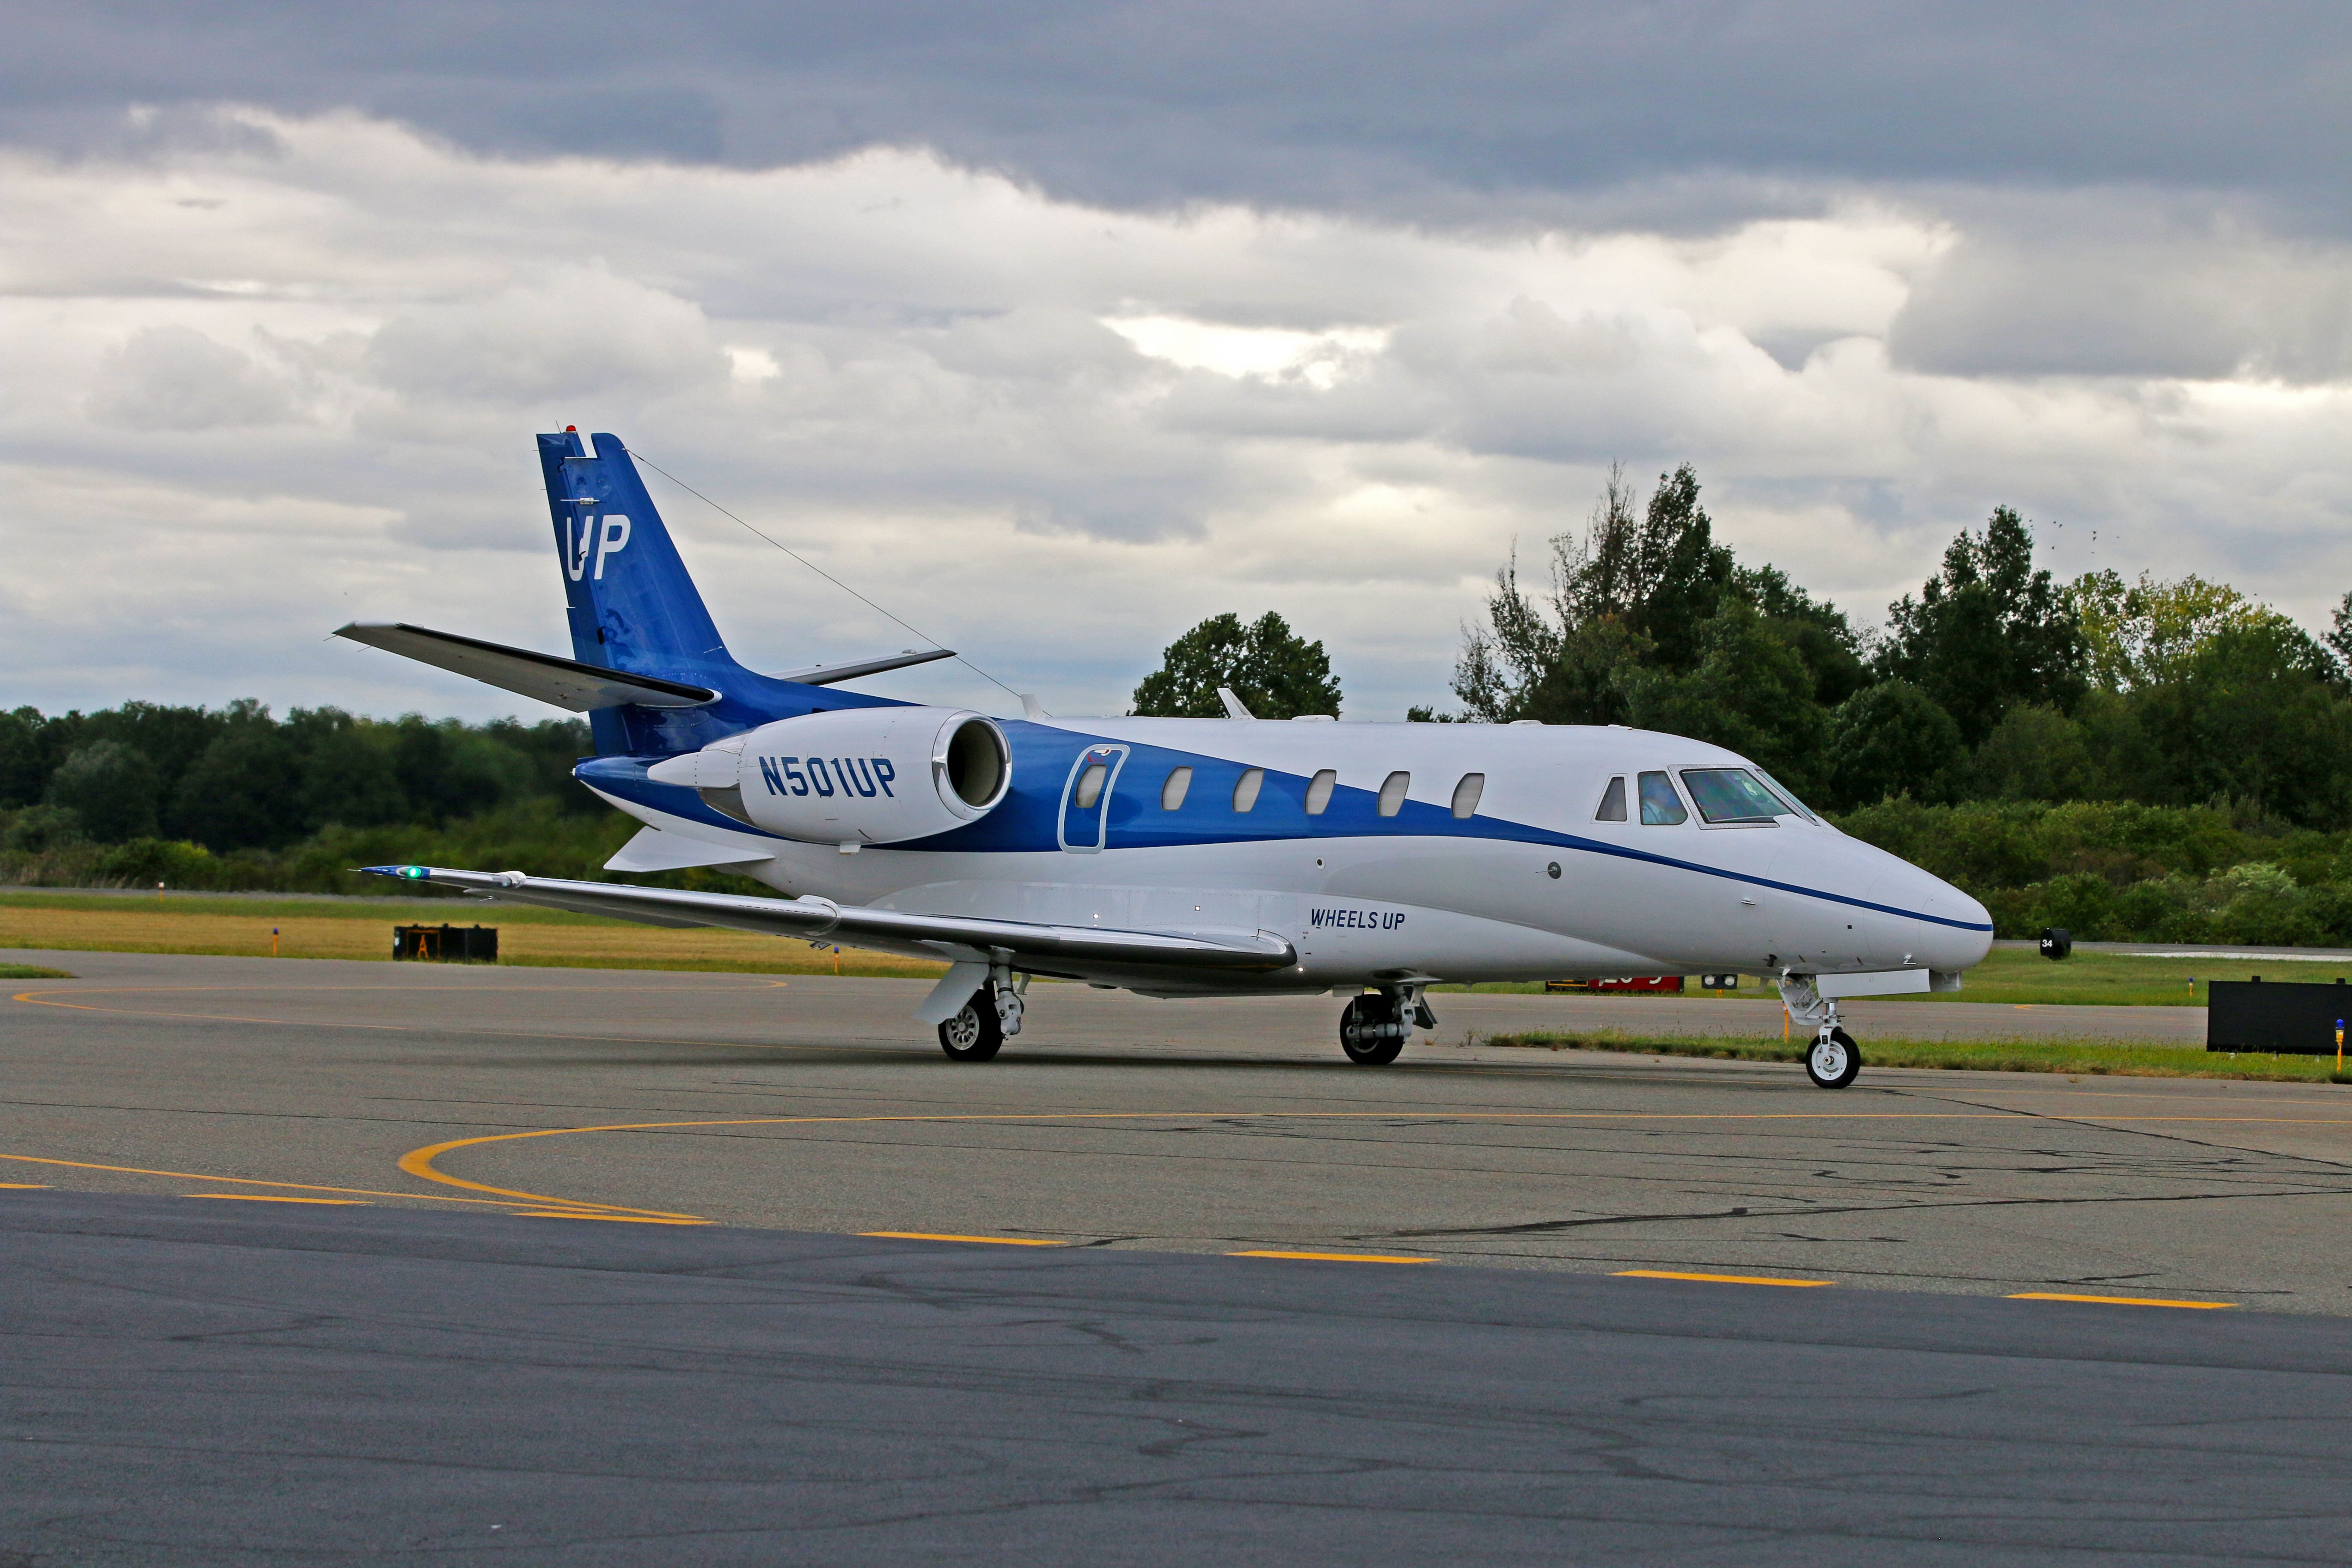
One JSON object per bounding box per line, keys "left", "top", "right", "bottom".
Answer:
{"left": 1779, "top": 973, "right": 1861, "bottom": 1089}
{"left": 1339, "top": 986, "right": 1436, "bottom": 1066}
{"left": 937, "top": 976, "right": 1025, "bottom": 1063}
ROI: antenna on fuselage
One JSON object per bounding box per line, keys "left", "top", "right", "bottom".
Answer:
{"left": 1217, "top": 687, "right": 1256, "bottom": 720}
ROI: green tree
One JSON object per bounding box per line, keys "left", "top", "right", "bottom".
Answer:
{"left": 1823, "top": 682, "right": 1965, "bottom": 810}
{"left": 46, "top": 740, "right": 161, "bottom": 842}
{"left": 169, "top": 722, "right": 303, "bottom": 850}
{"left": 2128, "top": 619, "right": 2352, "bottom": 826}
{"left": 1620, "top": 600, "right": 1833, "bottom": 798}
{"left": 2326, "top": 588, "right": 2352, "bottom": 680}
{"left": 1131, "top": 612, "right": 1341, "bottom": 719}
{"left": 0, "top": 708, "right": 50, "bottom": 808}
{"left": 1970, "top": 704, "right": 2098, "bottom": 802}
{"left": 2071, "top": 569, "right": 2280, "bottom": 691}
{"left": 1879, "top": 506, "right": 2086, "bottom": 746}
{"left": 288, "top": 707, "right": 410, "bottom": 830}
{"left": 1449, "top": 463, "right": 1853, "bottom": 726}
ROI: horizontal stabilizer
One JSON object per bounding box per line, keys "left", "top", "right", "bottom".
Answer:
{"left": 361, "top": 865, "right": 1298, "bottom": 973}
{"left": 767, "top": 648, "right": 956, "bottom": 686}
{"left": 604, "top": 827, "right": 774, "bottom": 875}
{"left": 335, "top": 622, "right": 716, "bottom": 712}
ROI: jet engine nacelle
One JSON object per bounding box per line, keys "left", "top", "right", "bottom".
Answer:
{"left": 646, "top": 707, "right": 1011, "bottom": 845}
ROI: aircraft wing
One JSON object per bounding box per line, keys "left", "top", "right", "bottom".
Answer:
{"left": 361, "top": 865, "right": 1299, "bottom": 973}
{"left": 335, "top": 623, "right": 717, "bottom": 711}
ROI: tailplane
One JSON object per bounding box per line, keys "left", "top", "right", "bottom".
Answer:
{"left": 337, "top": 429, "right": 944, "bottom": 760}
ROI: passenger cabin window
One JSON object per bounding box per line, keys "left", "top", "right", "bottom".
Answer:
{"left": 1451, "top": 773, "right": 1484, "bottom": 819}
{"left": 1680, "top": 768, "right": 1792, "bottom": 825}
{"left": 1595, "top": 775, "right": 1627, "bottom": 822}
{"left": 1636, "top": 770, "right": 1687, "bottom": 825}
{"left": 1072, "top": 763, "right": 1109, "bottom": 811}
{"left": 1161, "top": 766, "right": 1192, "bottom": 810}
{"left": 1232, "top": 767, "right": 1264, "bottom": 813}
{"left": 1304, "top": 769, "right": 1338, "bottom": 815}
{"left": 1377, "top": 771, "right": 1409, "bottom": 817}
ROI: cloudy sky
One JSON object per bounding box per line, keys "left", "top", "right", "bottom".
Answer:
{"left": 5, "top": 2, "right": 2348, "bottom": 723}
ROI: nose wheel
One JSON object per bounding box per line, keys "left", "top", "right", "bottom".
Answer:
{"left": 1805, "top": 1026, "right": 1860, "bottom": 1089}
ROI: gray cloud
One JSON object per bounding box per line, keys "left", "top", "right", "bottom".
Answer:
{"left": 3, "top": 100, "right": 2348, "bottom": 726}
{"left": 7, "top": 2, "right": 2347, "bottom": 229}
{"left": 87, "top": 324, "right": 301, "bottom": 429}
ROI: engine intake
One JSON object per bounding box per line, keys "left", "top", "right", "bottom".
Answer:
{"left": 648, "top": 707, "right": 1010, "bottom": 845}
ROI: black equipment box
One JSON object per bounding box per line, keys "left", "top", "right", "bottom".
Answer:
{"left": 392, "top": 924, "right": 499, "bottom": 963}
{"left": 2205, "top": 976, "right": 2350, "bottom": 1053}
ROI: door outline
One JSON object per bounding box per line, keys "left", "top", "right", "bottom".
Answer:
{"left": 1057, "top": 744, "right": 1130, "bottom": 853}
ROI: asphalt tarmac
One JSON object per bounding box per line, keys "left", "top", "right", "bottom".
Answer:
{"left": 9, "top": 1189, "right": 2352, "bottom": 1566}
{"left": 8, "top": 950, "right": 2352, "bottom": 1562}
{"left": 0, "top": 951, "right": 2323, "bottom": 1302}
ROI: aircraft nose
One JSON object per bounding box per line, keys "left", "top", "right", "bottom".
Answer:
{"left": 1909, "top": 869, "right": 1993, "bottom": 973}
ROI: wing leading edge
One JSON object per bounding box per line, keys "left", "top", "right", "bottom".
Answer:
{"left": 361, "top": 865, "right": 1298, "bottom": 976}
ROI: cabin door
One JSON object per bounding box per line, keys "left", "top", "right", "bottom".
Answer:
{"left": 1057, "top": 744, "right": 1128, "bottom": 853}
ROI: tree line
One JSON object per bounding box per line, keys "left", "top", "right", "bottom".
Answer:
{"left": 8, "top": 470, "right": 2352, "bottom": 942}
{"left": 0, "top": 702, "right": 597, "bottom": 865}
{"left": 1427, "top": 464, "right": 2352, "bottom": 829}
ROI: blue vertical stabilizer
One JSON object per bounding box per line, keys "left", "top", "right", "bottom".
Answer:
{"left": 532, "top": 430, "right": 870, "bottom": 756}
{"left": 537, "top": 431, "right": 731, "bottom": 675}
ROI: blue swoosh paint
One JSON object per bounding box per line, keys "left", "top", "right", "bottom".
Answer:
{"left": 578, "top": 726, "right": 1992, "bottom": 934}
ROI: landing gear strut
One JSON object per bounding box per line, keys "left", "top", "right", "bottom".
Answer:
{"left": 1778, "top": 973, "right": 1861, "bottom": 1089}
{"left": 1339, "top": 986, "right": 1435, "bottom": 1066}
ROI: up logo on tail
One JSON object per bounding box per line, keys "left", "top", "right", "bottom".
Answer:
{"left": 563, "top": 513, "right": 633, "bottom": 582}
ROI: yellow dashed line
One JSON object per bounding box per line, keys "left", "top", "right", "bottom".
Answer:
{"left": 1616, "top": 1269, "right": 1833, "bottom": 1288}
{"left": 2009, "top": 1292, "right": 2236, "bottom": 1309}
{"left": 180, "top": 1194, "right": 368, "bottom": 1205}
{"left": 861, "top": 1231, "right": 1063, "bottom": 1246}
{"left": 1230, "top": 1250, "right": 1434, "bottom": 1265}
{"left": 513, "top": 1211, "right": 710, "bottom": 1225}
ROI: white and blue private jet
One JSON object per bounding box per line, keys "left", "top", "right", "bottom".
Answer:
{"left": 340, "top": 430, "right": 1993, "bottom": 1088}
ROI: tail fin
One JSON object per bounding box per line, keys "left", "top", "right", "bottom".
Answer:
{"left": 536, "top": 430, "right": 734, "bottom": 678}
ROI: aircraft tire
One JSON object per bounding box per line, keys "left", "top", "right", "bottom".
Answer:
{"left": 1339, "top": 996, "right": 1406, "bottom": 1066}
{"left": 1804, "top": 1027, "right": 1860, "bottom": 1089}
{"left": 938, "top": 986, "right": 1005, "bottom": 1062}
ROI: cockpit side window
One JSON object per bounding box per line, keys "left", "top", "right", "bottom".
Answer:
{"left": 1637, "top": 771, "right": 1687, "bottom": 826}
{"left": 1595, "top": 775, "right": 1627, "bottom": 822}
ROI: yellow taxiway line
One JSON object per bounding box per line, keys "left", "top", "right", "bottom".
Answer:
{"left": 2008, "top": 1292, "right": 2236, "bottom": 1309}
{"left": 861, "top": 1231, "right": 1064, "bottom": 1246}
{"left": 1231, "top": 1250, "right": 1434, "bottom": 1264}
{"left": 1615, "top": 1269, "right": 1833, "bottom": 1287}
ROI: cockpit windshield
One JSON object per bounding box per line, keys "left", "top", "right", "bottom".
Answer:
{"left": 1752, "top": 769, "right": 1819, "bottom": 823}
{"left": 1679, "top": 768, "right": 1797, "bottom": 825}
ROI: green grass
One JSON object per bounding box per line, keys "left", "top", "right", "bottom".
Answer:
{"left": 1441, "top": 946, "right": 2352, "bottom": 1007}
{"left": 1481, "top": 1029, "right": 2352, "bottom": 1083}
{"left": 0, "top": 965, "right": 74, "bottom": 980}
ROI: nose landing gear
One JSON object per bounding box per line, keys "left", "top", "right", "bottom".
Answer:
{"left": 1779, "top": 973, "right": 1862, "bottom": 1089}
{"left": 1805, "top": 1025, "right": 1861, "bottom": 1089}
